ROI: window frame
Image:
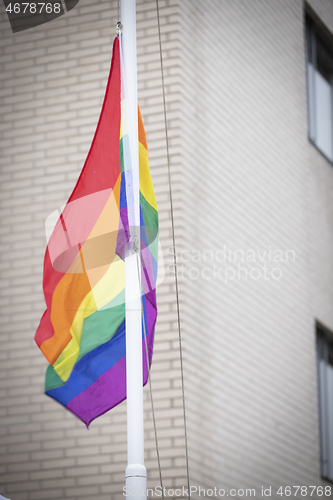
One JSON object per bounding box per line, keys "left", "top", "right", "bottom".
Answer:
{"left": 316, "top": 323, "right": 333, "bottom": 482}
{"left": 305, "top": 14, "right": 333, "bottom": 163}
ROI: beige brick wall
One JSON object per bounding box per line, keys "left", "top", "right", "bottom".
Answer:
{"left": 177, "top": 0, "right": 333, "bottom": 496}
{"left": 2, "top": 0, "right": 333, "bottom": 499}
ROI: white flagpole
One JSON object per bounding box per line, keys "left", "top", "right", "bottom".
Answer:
{"left": 121, "top": 0, "right": 147, "bottom": 497}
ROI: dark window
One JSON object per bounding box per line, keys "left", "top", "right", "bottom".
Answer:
{"left": 317, "top": 324, "right": 333, "bottom": 481}
{"left": 306, "top": 16, "right": 333, "bottom": 162}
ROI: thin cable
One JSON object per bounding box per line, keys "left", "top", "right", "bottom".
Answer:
{"left": 134, "top": 249, "right": 165, "bottom": 500}
{"left": 117, "top": 0, "right": 120, "bottom": 22}
{"left": 155, "top": 0, "right": 191, "bottom": 496}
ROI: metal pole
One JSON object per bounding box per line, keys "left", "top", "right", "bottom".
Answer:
{"left": 121, "top": 0, "right": 146, "bottom": 497}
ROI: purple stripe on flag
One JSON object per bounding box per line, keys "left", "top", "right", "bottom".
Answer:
{"left": 66, "top": 289, "right": 157, "bottom": 427}
{"left": 116, "top": 207, "right": 130, "bottom": 260}
{"left": 66, "top": 356, "right": 127, "bottom": 427}
{"left": 141, "top": 242, "right": 155, "bottom": 295}
{"left": 143, "top": 290, "right": 157, "bottom": 382}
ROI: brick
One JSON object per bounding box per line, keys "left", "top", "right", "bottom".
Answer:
{"left": 64, "top": 486, "right": 99, "bottom": 497}
{"left": 42, "top": 477, "right": 75, "bottom": 488}
{"left": 65, "top": 446, "right": 99, "bottom": 457}
{"left": 77, "top": 474, "right": 111, "bottom": 486}
{"left": 29, "top": 488, "right": 64, "bottom": 499}
{"left": 7, "top": 461, "right": 40, "bottom": 473}
{"left": 42, "top": 458, "right": 76, "bottom": 470}
{"left": 6, "top": 480, "right": 40, "bottom": 492}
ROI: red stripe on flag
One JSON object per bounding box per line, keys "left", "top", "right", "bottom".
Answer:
{"left": 35, "top": 37, "right": 121, "bottom": 363}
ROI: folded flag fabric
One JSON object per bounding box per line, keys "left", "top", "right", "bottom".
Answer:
{"left": 35, "top": 35, "right": 158, "bottom": 427}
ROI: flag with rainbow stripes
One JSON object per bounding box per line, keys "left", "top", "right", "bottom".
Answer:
{"left": 35, "top": 36, "right": 158, "bottom": 427}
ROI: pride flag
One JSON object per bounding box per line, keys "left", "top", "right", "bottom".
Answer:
{"left": 35, "top": 36, "right": 158, "bottom": 427}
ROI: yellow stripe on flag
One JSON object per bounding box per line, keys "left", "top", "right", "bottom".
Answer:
{"left": 139, "top": 142, "right": 157, "bottom": 211}
{"left": 53, "top": 256, "right": 125, "bottom": 381}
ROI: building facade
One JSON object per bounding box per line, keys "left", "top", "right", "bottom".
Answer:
{"left": 1, "top": 0, "right": 333, "bottom": 499}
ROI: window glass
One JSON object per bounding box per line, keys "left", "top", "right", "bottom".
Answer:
{"left": 306, "top": 17, "right": 333, "bottom": 162}
{"left": 317, "top": 327, "right": 333, "bottom": 482}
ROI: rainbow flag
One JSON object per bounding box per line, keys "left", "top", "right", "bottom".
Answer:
{"left": 35, "top": 36, "right": 158, "bottom": 427}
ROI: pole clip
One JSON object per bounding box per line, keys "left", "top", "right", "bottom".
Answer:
{"left": 132, "top": 235, "right": 139, "bottom": 253}
{"left": 116, "top": 21, "right": 123, "bottom": 35}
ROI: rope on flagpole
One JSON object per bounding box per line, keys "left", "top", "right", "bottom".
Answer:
{"left": 135, "top": 248, "right": 165, "bottom": 500}
{"left": 155, "top": 0, "right": 191, "bottom": 496}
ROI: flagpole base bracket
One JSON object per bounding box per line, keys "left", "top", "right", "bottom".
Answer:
{"left": 125, "top": 464, "right": 147, "bottom": 499}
